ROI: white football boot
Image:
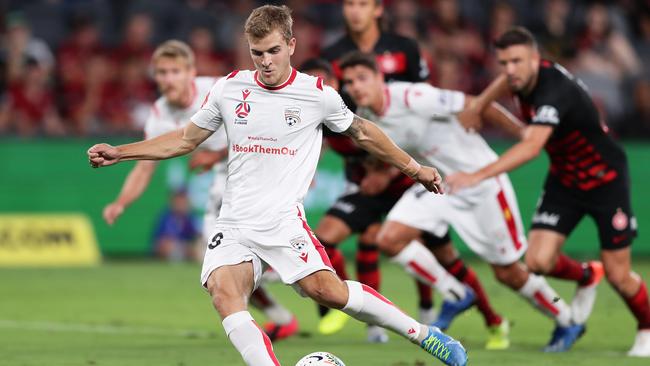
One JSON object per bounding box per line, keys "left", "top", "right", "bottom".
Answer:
{"left": 571, "top": 261, "right": 604, "bottom": 324}
{"left": 628, "top": 329, "right": 650, "bottom": 357}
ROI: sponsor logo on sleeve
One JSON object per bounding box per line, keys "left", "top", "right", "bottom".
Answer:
{"left": 533, "top": 105, "right": 560, "bottom": 125}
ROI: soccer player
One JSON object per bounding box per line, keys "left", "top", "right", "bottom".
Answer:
{"left": 316, "top": 0, "right": 438, "bottom": 337}
{"left": 101, "top": 39, "right": 298, "bottom": 341}
{"left": 338, "top": 51, "right": 591, "bottom": 352}
{"left": 88, "top": 5, "right": 467, "bottom": 366}
{"left": 301, "top": 57, "right": 505, "bottom": 346}
{"left": 322, "top": 0, "right": 428, "bottom": 82}
{"left": 446, "top": 27, "right": 650, "bottom": 357}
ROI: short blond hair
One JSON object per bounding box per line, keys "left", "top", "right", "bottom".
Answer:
{"left": 244, "top": 5, "right": 293, "bottom": 43}
{"left": 152, "top": 40, "right": 195, "bottom": 67}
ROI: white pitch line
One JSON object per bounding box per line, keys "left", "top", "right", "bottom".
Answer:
{"left": 0, "top": 319, "right": 216, "bottom": 338}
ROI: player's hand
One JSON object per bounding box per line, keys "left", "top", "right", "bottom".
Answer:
{"left": 103, "top": 202, "right": 124, "bottom": 225}
{"left": 414, "top": 166, "right": 444, "bottom": 194}
{"left": 445, "top": 171, "right": 483, "bottom": 194}
{"left": 88, "top": 143, "right": 121, "bottom": 168}
{"left": 360, "top": 170, "right": 392, "bottom": 196}
{"left": 189, "top": 150, "right": 223, "bottom": 172}
{"left": 457, "top": 102, "right": 482, "bottom": 132}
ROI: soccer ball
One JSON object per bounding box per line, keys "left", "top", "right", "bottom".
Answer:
{"left": 295, "top": 352, "right": 346, "bottom": 366}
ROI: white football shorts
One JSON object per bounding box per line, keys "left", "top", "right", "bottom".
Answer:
{"left": 387, "top": 175, "right": 527, "bottom": 265}
{"left": 200, "top": 207, "right": 333, "bottom": 289}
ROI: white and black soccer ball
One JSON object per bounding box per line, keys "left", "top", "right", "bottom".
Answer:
{"left": 295, "top": 352, "right": 346, "bottom": 366}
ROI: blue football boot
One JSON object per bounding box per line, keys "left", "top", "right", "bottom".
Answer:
{"left": 543, "top": 323, "right": 586, "bottom": 352}
{"left": 432, "top": 286, "right": 476, "bottom": 331}
{"left": 420, "top": 325, "right": 468, "bottom": 366}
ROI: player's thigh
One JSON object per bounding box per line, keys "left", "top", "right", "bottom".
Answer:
{"left": 206, "top": 262, "right": 256, "bottom": 316}
{"left": 525, "top": 229, "right": 567, "bottom": 272}
{"left": 377, "top": 220, "right": 423, "bottom": 255}
{"left": 200, "top": 227, "right": 263, "bottom": 291}
{"left": 314, "top": 215, "right": 352, "bottom": 244}
{"left": 246, "top": 217, "right": 334, "bottom": 286}
{"left": 359, "top": 222, "right": 381, "bottom": 244}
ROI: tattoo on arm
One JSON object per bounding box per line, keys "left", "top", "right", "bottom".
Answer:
{"left": 343, "top": 115, "right": 369, "bottom": 140}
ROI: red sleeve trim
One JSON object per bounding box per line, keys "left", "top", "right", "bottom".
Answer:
{"left": 226, "top": 70, "right": 240, "bottom": 79}
{"left": 200, "top": 91, "right": 211, "bottom": 108}
{"left": 316, "top": 76, "right": 324, "bottom": 91}
{"left": 404, "top": 86, "right": 413, "bottom": 109}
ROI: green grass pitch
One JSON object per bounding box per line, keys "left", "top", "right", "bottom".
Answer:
{"left": 1, "top": 259, "right": 649, "bottom": 366}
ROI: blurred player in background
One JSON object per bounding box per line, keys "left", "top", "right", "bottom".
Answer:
{"left": 301, "top": 57, "right": 507, "bottom": 347}
{"left": 88, "top": 5, "right": 468, "bottom": 365}
{"left": 447, "top": 27, "right": 650, "bottom": 357}
{"left": 315, "top": 0, "right": 438, "bottom": 338}
{"left": 339, "top": 51, "right": 589, "bottom": 352}
{"left": 101, "top": 39, "right": 298, "bottom": 341}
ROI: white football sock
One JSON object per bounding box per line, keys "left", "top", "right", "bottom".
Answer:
{"left": 222, "top": 311, "right": 280, "bottom": 366}
{"left": 518, "top": 274, "right": 572, "bottom": 326}
{"left": 341, "top": 280, "right": 424, "bottom": 343}
{"left": 392, "top": 240, "right": 467, "bottom": 301}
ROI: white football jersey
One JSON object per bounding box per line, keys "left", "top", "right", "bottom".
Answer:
{"left": 144, "top": 76, "right": 227, "bottom": 151}
{"left": 358, "top": 82, "right": 499, "bottom": 175}
{"left": 192, "top": 68, "right": 354, "bottom": 230}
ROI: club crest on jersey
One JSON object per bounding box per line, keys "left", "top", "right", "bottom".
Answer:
{"left": 284, "top": 106, "right": 301, "bottom": 127}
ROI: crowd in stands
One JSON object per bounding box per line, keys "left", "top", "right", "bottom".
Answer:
{"left": 1, "top": 0, "right": 649, "bottom": 138}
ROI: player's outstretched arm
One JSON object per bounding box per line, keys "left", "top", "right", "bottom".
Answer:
{"left": 103, "top": 160, "right": 158, "bottom": 225}
{"left": 88, "top": 122, "right": 213, "bottom": 168}
{"left": 457, "top": 74, "right": 509, "bottom": 131}
{"left": 446, "top": 124, "right": 553, "bottom": 193}
{"left": 480, "top": 100, "right": 525, "bottom": 139}
{"left": 343, "top": 115, "right": 443, "bottom": 194}
{"left": 189, "top": 148, "right": 228, "bottom": 172}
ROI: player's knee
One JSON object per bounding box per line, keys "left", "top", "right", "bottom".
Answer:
{"left": 493, "top": 268, "right": 512, "bottom": 285}
{"left": 208, "top": 283, "right": 240, "bottom": 314}
{"left": 359, "top": 224, "right": 380, "bottom": 244}
{"left": 308, "top": 285, "right": 346, "bottom": 308}
{"left": 376, "top": 231, "right": 400, "bottom": 256}
{"left": 524, "top": 253, "right": 552, "bottom": 274}
{"left": 604, "top": 266, "right": 628, "bottom": 291}
{"left": 493, "top": 263, "right": 527, "bottom": 289}
{"left": 302, "top": 276, "right": 347, "bottom": 308}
